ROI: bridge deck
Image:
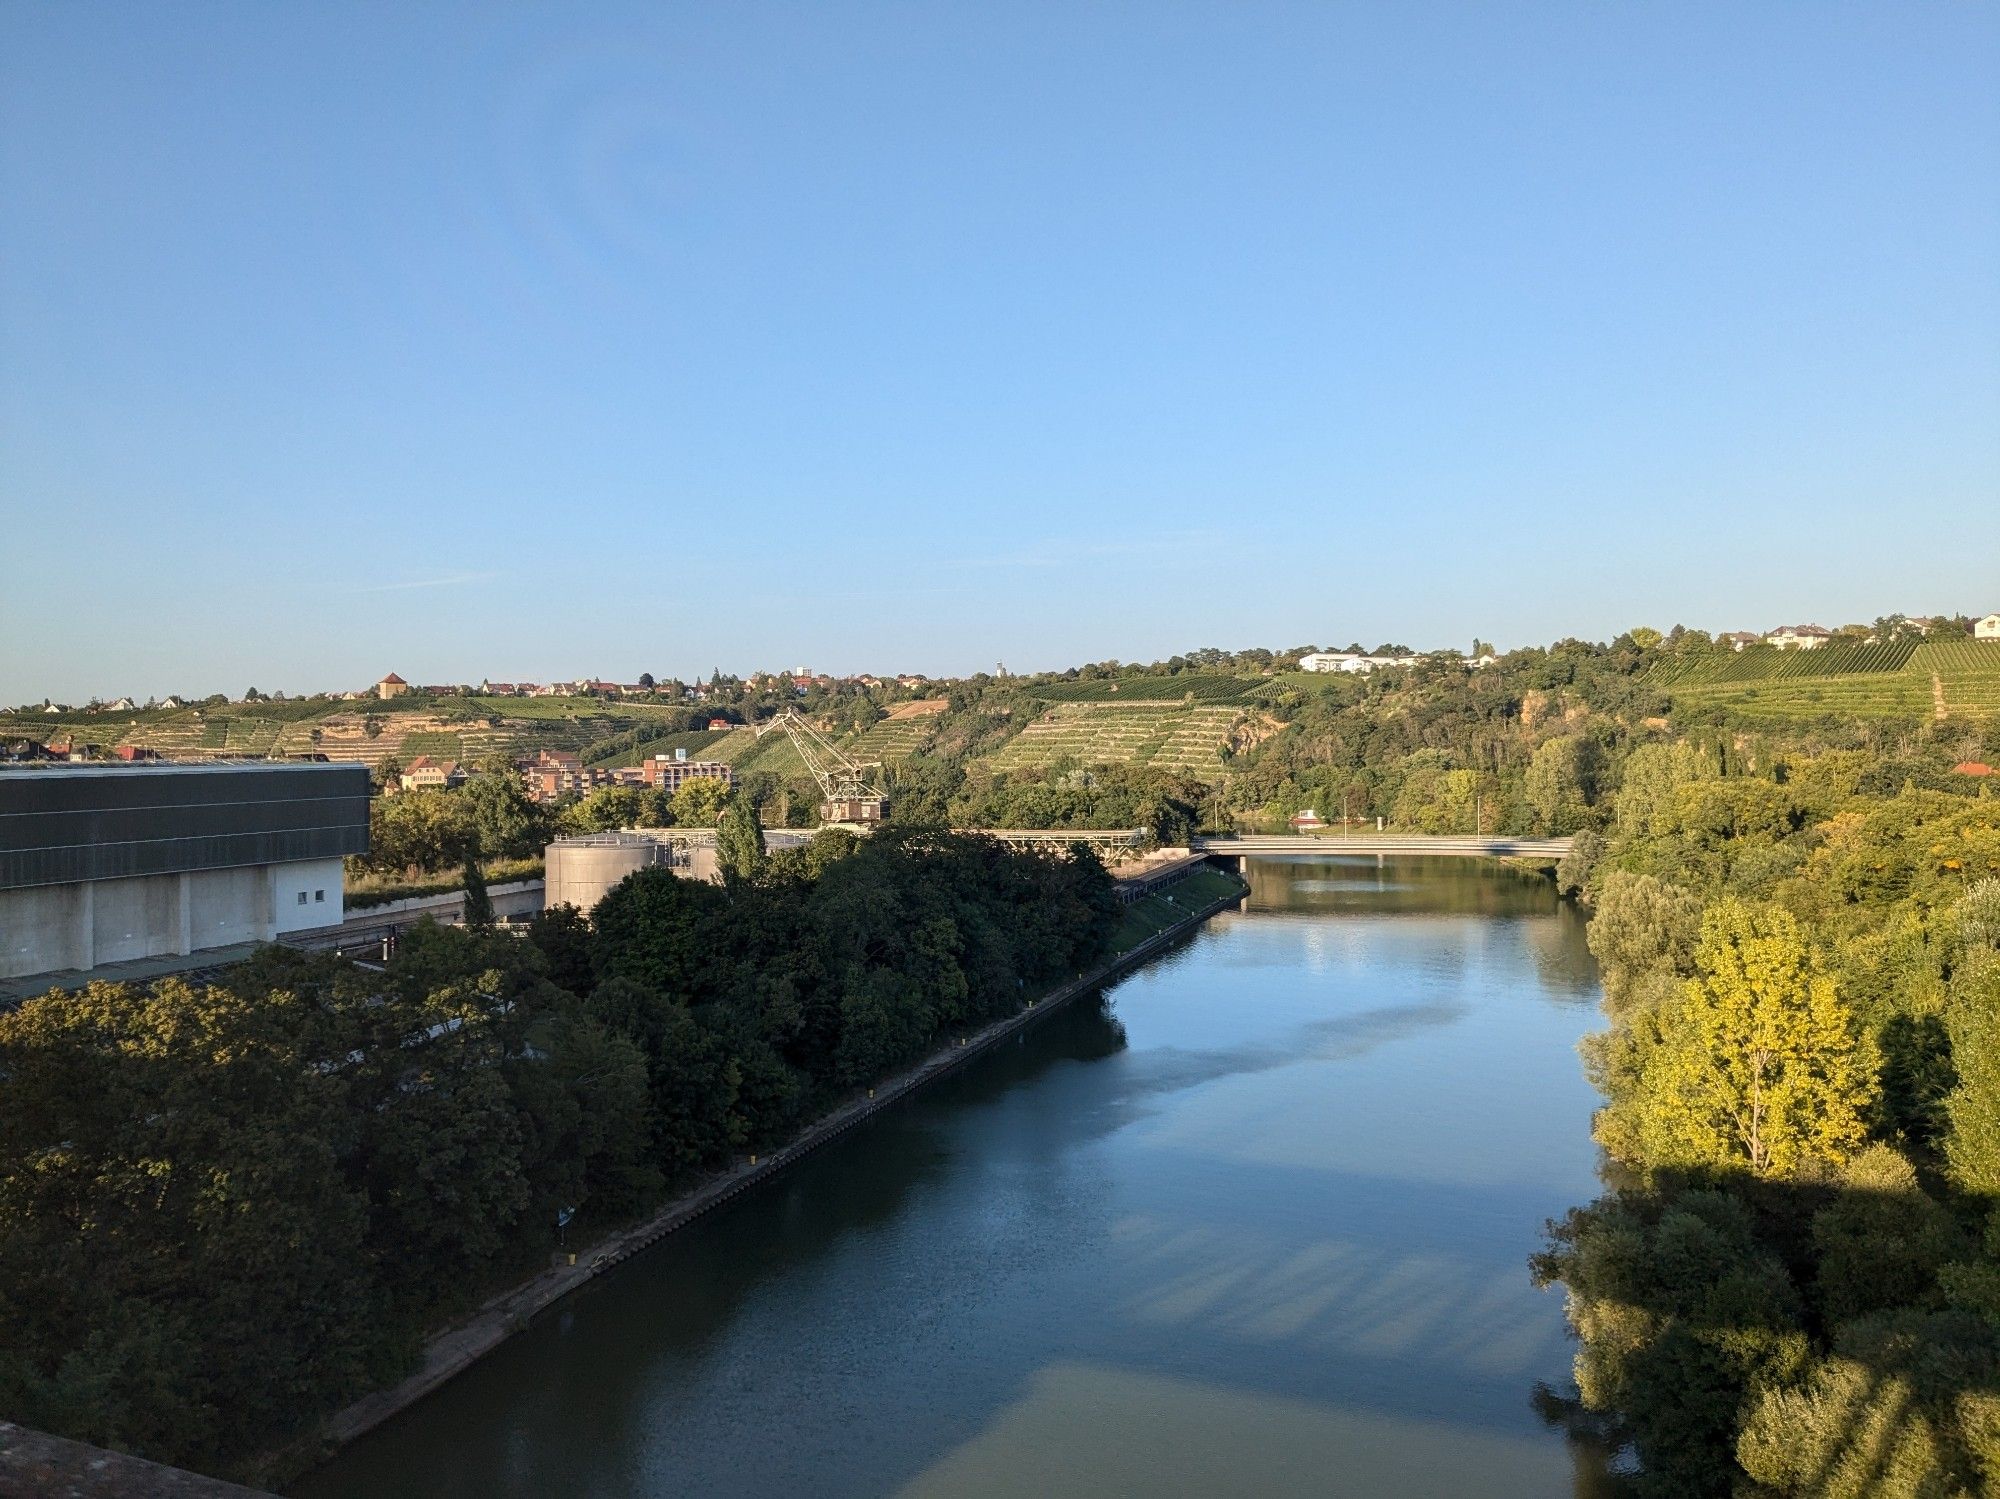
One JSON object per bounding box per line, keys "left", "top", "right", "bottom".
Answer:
{"left": 1192, "top": 834, "right": 1572, "bottom": 857}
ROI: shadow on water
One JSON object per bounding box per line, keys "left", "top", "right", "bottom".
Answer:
{"left": 297, "top": 858, "right": 1618, "bottom": 1499}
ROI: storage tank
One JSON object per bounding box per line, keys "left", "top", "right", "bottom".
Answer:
{"left": 544, "top": 833, "right": 679, "bottom": 913}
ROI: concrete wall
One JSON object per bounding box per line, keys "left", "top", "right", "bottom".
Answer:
{"left": 0, "top": 856, "right": 348, "bottom": 980}
{"left": 0, "top": 883, "right": 90, "bottom": 976}
{"left": 187, "top": 866, "right": 268, "bottom": 952}
{"left": 90, "top": 873, "right": 184, "bottom": 965}
{"left": 271, "top": 857, "right": 345, "bottom": 934}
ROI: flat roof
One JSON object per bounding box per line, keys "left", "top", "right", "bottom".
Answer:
{"left": 0, "top": 760, "right": 369, "bottom": 779}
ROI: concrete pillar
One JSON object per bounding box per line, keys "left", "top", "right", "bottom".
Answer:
{"left": 175, "top": 872, "right": 192, "bottom": 956}
{"left": 262, "top": 865, "right": 279, "bottom": 942}
{"left": 75, "top": 879, "right": 94, "bottom": 972}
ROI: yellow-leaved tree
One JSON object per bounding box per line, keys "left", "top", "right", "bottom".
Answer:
{"left": 1635, "top": 898, "right": 1877, "bottom": 1176}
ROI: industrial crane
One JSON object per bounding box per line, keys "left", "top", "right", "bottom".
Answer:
{"left": 754, "top": 710, "right": 888, "bottom": 825}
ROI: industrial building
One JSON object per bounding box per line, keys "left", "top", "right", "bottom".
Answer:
{"left": 0, "top": 762, "right": 371, "bottom": 981}
{"left": 545, "top": 827, "right": 813, "bottom": 911}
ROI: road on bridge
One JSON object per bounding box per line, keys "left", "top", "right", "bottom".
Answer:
{"left": 1191, "top": 833, "right": 1573, "bottom": 858}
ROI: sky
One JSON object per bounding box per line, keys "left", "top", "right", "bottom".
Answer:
{"left": 2, "top": 2, "right": 1996, "bottom": 703}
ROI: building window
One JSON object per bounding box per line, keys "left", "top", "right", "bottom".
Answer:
{"left": 315, "top": 889, "right": 325, "bottom": 902}
{"left": 297, "top": 891, "right": 308, "bottom": 905}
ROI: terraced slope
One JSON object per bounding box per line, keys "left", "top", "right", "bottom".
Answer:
{"left": 1655, "top": 640, "right": 2000, "bottom": 721}
{"left": 1918, "top": 641, "right": 2000, "bottom": 716}
{"left": 982, "top": 702, "right": 1241, "bottom": 775}
{"left": 0, "top": 697, "right": 708, "bottom": 769}
{"left": 1026, "top": 674, "right": 1257, "bottom": 704}
{"left": 847, "top": 712, "right": 942, "bottom": 761}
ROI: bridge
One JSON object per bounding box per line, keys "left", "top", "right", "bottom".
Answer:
{"left": 1190, "top": 833, "right": 1573, "bottom": 859}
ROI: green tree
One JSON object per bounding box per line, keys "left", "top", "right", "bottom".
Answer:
{"left": 1943, "top": 955, "right": 2000, "bottom": 1196}
{"left": 1737, "top": 1311, "right": 2000, "bottom": 1498}
{"left": 1809, "top": 1145, "right": 1958, "bottom": 1328}
{"left": 670, "top": 775, "right": 732, "bottom": 826}
{"left": 527, "top": 904, "right": 595, "bottom": 995}
{"left": 1632, "top": 900, "right": 1877, "bottom": 1175}
{"left": 458, "top": 772, "right": 546, "bottom": 861}
{"left": 1585, "top": 872, "right": 1704, "bottom": 1015}
{"left": 461, "top": 858, "right": 494, "bottom": 927}
{"left": 715, "top": 794, "right": 765, "bottom": 885}
{"left": 1525, "top": 734, "right": 1602, "bottom": 834}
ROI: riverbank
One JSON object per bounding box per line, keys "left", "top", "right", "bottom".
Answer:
{"left": 280, "top": 862, "right": 1248, "bottom": 1487}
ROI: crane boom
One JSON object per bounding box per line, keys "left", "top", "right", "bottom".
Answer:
{"left": 755, "top": 711, "right": 888, "bottom": 824}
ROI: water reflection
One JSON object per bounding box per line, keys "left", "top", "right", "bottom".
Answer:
{"left": 298, "top": 858, "right": 1611, "bottom": 1499}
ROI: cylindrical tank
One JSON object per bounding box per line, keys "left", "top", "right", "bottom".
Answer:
{"left": 544, "top": 833, "right": 675, "bottom": 913}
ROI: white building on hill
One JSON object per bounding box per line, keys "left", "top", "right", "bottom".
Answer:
{"left": 1764, "top": 625, "right": 1832, "bottom": 650}
{"left": 1976, "top": 614, "right": 2000, "bottom": 640}
{"left": 1298, "top": 652, "right": 1415, "bottom": 674}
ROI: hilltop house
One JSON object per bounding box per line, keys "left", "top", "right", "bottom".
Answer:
{"left": 1720, "top": 631, "right": 1761, "bottom": 652}
{"left": 1976, "top": 614, "right": 2000, "bottom": 641}
{"left": 375, "top": 672, "right": 410, "bottom": 700}
{"left": 1298, "top": 651, "right": 1415, "bottom": 674}
{"left": 1764, "top": 625, "right": 1832, "bottom": 650}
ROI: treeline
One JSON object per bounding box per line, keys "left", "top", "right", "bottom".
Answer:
{"left": 358, "top": 770, "right": 777, "bottom": 883}
{"left": 0, "top": 829, "right": 1120, "bottom": 1478}
{"left": 1532, "top": 741, "right": 2000, "bottom": 1494}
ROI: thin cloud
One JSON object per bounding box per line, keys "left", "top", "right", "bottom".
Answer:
{"left": 352, "top": 571, "right": 502, "bottom": 595}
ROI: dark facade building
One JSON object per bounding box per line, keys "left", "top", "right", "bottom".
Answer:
{"left": 0, "top": 762, "right": 370, "bottom": 980}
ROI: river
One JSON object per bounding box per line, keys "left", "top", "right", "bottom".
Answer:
{"left": 297, "top": 855, "right": 1618, "bottom": 1498}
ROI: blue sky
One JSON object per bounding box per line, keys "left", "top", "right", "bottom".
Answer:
{"left": 3, "top": 2, "right": 1996, "bottom": 701}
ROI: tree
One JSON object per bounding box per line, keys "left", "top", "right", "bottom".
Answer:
{"left": 527, "top": 904, "right": 595, "bottom": 995}
{"left": 1585, "top": 872, "right": 1704, "bottom": 1015}
{"left": 1808, "top": 1145, "right": 1958, "bottom": 1328}
{"left": 458, "top": 771, "right": 547, "bottom": 860}
{"left": 461, "top": 859, "right": 494, "bottom": 927}
{"left": 1555, "top": 827, "right": 1602, "bottom": 899}
{"left": 715, "top": 794, "right": 765, "bottom": 885}
{"left": 1525, "top": 735, "right": 1602, "bottom": 834}
{"left": 670, "top": 775, "right": 732, "bottom": 826}
{"left": 1943, "top": 955, "right": 2000, "bottom": 1196}
{"left": 637, "top": 672, "right": 655, "bottom": 691}
{"left": 1631, "top": 899, "right": 1877, "bottom": 1176}
{"left": 1737, "top": 1311, "right": 2000, "bottom": 1498}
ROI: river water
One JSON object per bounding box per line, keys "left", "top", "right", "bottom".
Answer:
{"left": 298, "top": 856, "right": 1617, "bottom": 1498}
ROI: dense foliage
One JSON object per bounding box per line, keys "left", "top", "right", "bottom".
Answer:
{"left": 1532, "top": 735, "right": 2000, "bottom": 1496}
{"left": 0, "top": 831, "right": 1120, "bottom": 1478}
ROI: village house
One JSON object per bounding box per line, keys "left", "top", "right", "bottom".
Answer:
{"left": 399, "top": 756, "right": 467, "bottom": 793}
{"left": 375, "top": 672, "right": 410, "bottom": 700}
{"left": 1720, "top": 631, "right": 1762, "bottom": 652}
{"left": 1976, "top": 614, "right": 2000, "bottom": 641}
{"left": 1764, "top": 625, "right": 1832, "bottom": 650}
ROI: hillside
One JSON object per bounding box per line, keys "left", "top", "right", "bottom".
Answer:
{"left": 0, "top": 696, "right": 697, "bottom": 769}
{"left": 1652, "top": 640, "right": 2000, "bottom": 721}
{"left": 981, "top": 702, "right": 1244, "bottom": 777}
